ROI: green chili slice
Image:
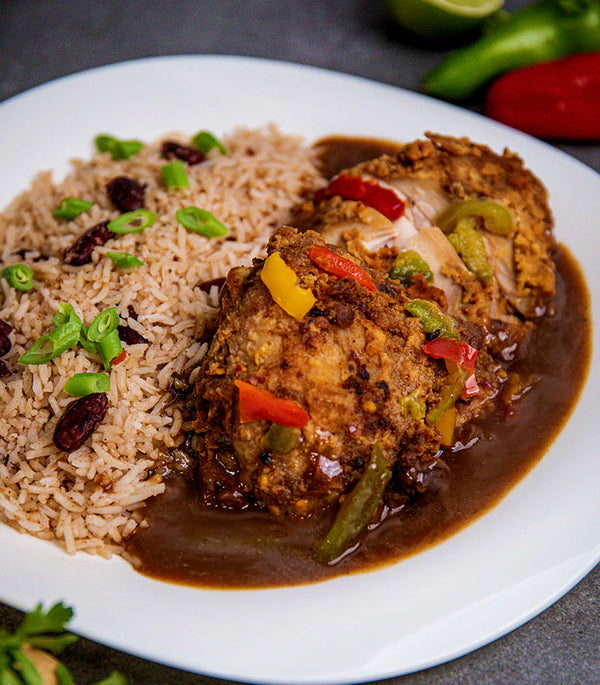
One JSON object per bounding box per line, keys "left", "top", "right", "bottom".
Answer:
{"left": 389, "top": 250, "right": 433, "bottom": 286}
{"left": 18, "top": 322, "right": 81, "bottom": 365}
{"left": 64, "top": 372, "right": 110, "bottom": 396}
{"left": 108, "top": 209, "right": 157, "bottom": 234}
{"left": 426, "top": 364, "right": 469, "bottom": 426}
{"left": 161, "top": 160, "right": 189, "bottom": 189}
{"left": 94, "top": 134, "right": 144, "bottom": 160}
{"left": 437, "top": 199, "right": 513, "bottom": 236}
{"left": 192, "top": 130, "right": 226, "bottom": 155}
{"left": 53, "top": 197, "right": 94, "bottom": 220}
{"left": 448, "top": 218, "right": 493, "bottom": 282}
{"left": 88, "top": 307, "right": 120, "bottom": 342}
{"left": 318, "top": 443, "right": 391, "bottom": 563}
{"left": 175, "top": 207, "right": 228, "bottom": 237}
{"left": 404, "top": 299, "right": 458, "bottom": 339}
{"left": 1, "top": 264, "right": 34, "bottom": 291}
{"left": 106, "top": 251, "right": 144, "bottom": 268}
{"left": 98, "top": 329, "right": 123, "bottom": 371}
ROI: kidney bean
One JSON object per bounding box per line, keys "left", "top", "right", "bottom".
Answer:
{"left": 117, "top": 324, "right": 148, "bottom": 345}
{"left": 62, "top": 221, "right": 112, "bottom": 266}
{"left": 0, "top": 320, "right": 12, "bottom": 357}
{"left": 106, "top": 176, "right": 146, "bottom": 212}
{"left": 53, "top": 392, "right": 109, "bottom": 452}
{"left": 161, "top": 141, "right": 204, "bottom": 165}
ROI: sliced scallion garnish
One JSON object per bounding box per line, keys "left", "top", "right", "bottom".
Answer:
{"left": 53, "top": 197, "right": 94, "bottom": 220}
{"left": 192, "top": 131, "right": 226, "bottom": 155}
{"left": 64, "top": 372, "right": 110, "bottom": 396}
{"left": 161, "top": 160, "right": 189, "bottom": 189}
{"left": 18, "top": 322, "right": 81, "bottom": 365}
{"left": 53, "top": 302, "right": 82, "bottom": 328}
{"left": 175, "top": 207, "right": 228, "bottom": 238}
{"left": 108, "top": 209, "right": 157, "bottom": 234}
{"left": 98, "top": 329, "right": 124, "bottom": 371}
{"left": 1, "top": 264, "right": 34, "bottom": 291}
{"left": 94, "top": 134, "right": 144, "bottom": 160}
{"left": 106, "top": 251, "right": 144, "bottom": 269}
{"left": 88, "top": 307, "right": 120, "bottom": 342}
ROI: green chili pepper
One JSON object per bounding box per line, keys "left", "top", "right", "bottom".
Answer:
{"left": 18, "top": 322, "right": 81, "bottom": 365}
{"left": 405, "top": 299, "right": 458, "bottom": 339}
{"left": 426, "top": 364, "right": 469, "bottom": 426}
{"left": 53, "top": 197, "right": 94, "bottom": 220}
{"left": 448, "top": 218, "right": 493, "bottom": 282}
{"left": 108, "top": 209, "right": 157, "bottom": 234}
{"left": 64, "top": 372, "right": 110, "bottom": 396}
{"left": 317, "top": 443, "right": 391, "bottom": 563}
{"left": 401, "top": 391, "right": 427, "bottom": 420}
{"left": 423, "top": 0, "right": 600, "bottom": 100}
{"left": 94, "top": 134, "right": 144, "bottom": 160}
{"left": 175, "top": 207, "right": 229, "bottom": 237}
{"left": 88, "top": 308, "right": 120, "bottom": 342}
{"left": 161, "top": 160, "right": 189, "bottom": 189}
{"left": 192, "top": 130, "right": 226, "bottom": 155}
{"left": 264, "top": 423, "right": 301, "bottom": 453}
{"left": 437, "top": 199, "right": 513, "bottom": 236}
{"left": 1, "top": 264, "right": 34, "bottom": 291}
{"left": 389, "top": 250, "right": 434, "bottom": 286}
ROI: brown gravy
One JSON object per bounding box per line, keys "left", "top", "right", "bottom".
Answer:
{"left": 125, "top": 140, "right": 592, "bottom": 590}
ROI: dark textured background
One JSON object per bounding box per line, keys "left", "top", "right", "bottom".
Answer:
{"left": 0, "top": 1, "right": 598, "bottom": 683}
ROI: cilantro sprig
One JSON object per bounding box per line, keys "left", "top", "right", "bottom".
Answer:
{"left": 0, "top": 603, "right": 126, "bottom": 685}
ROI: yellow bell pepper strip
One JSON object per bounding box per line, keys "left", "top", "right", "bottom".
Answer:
{"left": 436, "top": 406, "right": 457, "bottom": 446}
{"left": 317, "top": 443, "right": 392, "bottom": 563}
{"left": 306, "top": 245, "right": 376, "bottom": 292}
{"left": 437, "top": 199, "right": 513, "bottom": 237}
{"left": 260, "top": 252, "right": 316, "bottom": 320}
{"left": 405, "top": 299, "right": 458, "bottom": 339}
{"left": 234, "top": 380, "right": 310, "bottom": 428}
{"left": 448, "top": 218, "right": 493, "bottom": 282}
{"left": 389, "top": 249, "right": 434, "bottom": 286}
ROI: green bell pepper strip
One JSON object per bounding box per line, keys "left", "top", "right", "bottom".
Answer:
{"left": 389, "top": 250, "right": 434, "bottom": 286}
{"left": 437, "top": 199, "right": 513, "bottom": 237}
{"left": 448, "top": 218, "right": 493, "bottom": 282}
{"left": 422, "top": 0, "right": 600, "bottom": 100}
{"left": 317, "top": 443, "right": 391, "bottom": 563}
{"left": 404, "top": 299, "right": 458, "bottom": 339}
{"left": 426, "top": 363, "right": 469, "bottom": 426}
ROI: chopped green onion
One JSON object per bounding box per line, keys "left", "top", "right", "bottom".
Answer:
{"left": 175, "top": 207, "right": 228, "bottom": 238}
{"left": 98, "top": 329, "right": 123, "bottom": 371}
{"left": 18, "top": 322, "right": 81, "bottom": 365}
{"left": 192, "top": 131, "right": 226, "bottom": 155}
{"left": 64, "top": 372, "right": 110, "bottom": 396}
{"left": 108, "top": 209, "right": 157, "bottom": 234}
{"left": 94, "top": 134, "right": 144, "bottom": 160}
{"left": 161, "top": 160, "right": 189, "bottom": 189}
{"left": 79, "top": 324, "right": 99, "bottom": 355}
{"left": 106, "top": 251, "right": 144, "bottom": 268}
{"left": 88, "top": 307, "right": 120, "bottom": 342}
{"left": 53, "top": 302, "right": 82, "bottom": 328}
{"left": 1, "top": 264, "right": 34, "bottom": 291}
{"left": 53, "top": 197, "right": 94, "bottom": 220}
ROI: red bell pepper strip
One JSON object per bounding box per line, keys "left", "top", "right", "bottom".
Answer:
{"left": 234, "top": 380, "right": 310, "bottom": 428}
{"left": 112, "top": 350, "right": 127, "bottom": 366}
{"left": 306, "top": 245, "right": 376, "bottom": 293}
{"left": 314, "top": 174, "right": 405, "bottom": 221}
{"left": 485, "top": 51, "right": 600, "bottom": 140}
{"left": 423, "top": 337, "right": 479, "bottom": 400}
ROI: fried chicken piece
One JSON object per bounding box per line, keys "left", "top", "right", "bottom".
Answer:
{"left": 193, "top": 227, "right": 492, "bottom": 518}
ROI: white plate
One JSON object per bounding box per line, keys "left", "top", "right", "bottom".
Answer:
{"left": 0, "top": 56, "right": 598, "bottom": 685}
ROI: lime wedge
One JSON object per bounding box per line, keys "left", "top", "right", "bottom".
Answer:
{"left": 385, "top": 0, "right": 504, "bottom": 40}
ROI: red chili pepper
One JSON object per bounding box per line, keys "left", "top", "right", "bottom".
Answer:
{"left": 485, "top": 51, "right": 600, "bottom": 140}
{"left": 314, "top": 174, "right": 405, "bottom": 221}
{"left": 112, "top": 350, "right": 127, "bottom": 366}
{"left": 423, "top": 338, "right": 479, "bottom": 399}
{"left": 306, "top": 245, "right": 376, "bottom": 292}
{"left": 234, "top": 380, "right": 310, "bottom": 428}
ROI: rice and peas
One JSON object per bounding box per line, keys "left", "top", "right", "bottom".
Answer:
{"left": 0, "top": 126, "right": 324, "bottom": 556}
